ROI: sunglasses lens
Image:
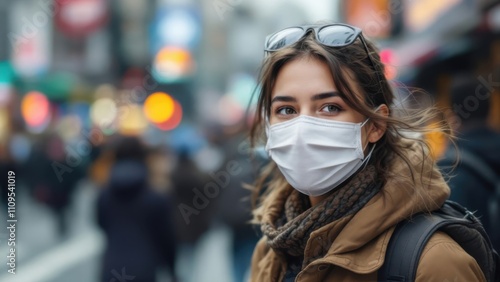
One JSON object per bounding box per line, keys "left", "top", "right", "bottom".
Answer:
{"left": 266, "top": 27, "right": 304, "bottom": 51}
{"left": 318, "top": 25, "right": 358, "bottom": 46}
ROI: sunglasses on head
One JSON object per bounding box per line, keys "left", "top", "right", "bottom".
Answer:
{"left": 264, "top": 23, "right": 377, "bottom": 72}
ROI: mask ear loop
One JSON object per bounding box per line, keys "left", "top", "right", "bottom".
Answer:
{"left": 361, "top": 143, "right": 376, "bottom": 169}
{"left": 360, "top": 118, "right": 370, "bottom": 127}
{"left": 360, "top": 105, "right": 383, "bottom": 127}
{"left": 360, "top": 104, "right": 383, "bottom": 168}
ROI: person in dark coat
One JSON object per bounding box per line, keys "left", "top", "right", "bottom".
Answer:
{"left": 170, "top": 148, "right": 215, "bottom": 282}
{"left": 171, "top": 149, "right": 214, "bottom": 245}
{"left": 438, "top": 74, "right": 500, "bottom": 250}
{"left": 25, "top": 134, "right": 83, "bottom": 238}
{"left": 96, "top": 136, "right": 177, "bottom": 282}
{"left": 215, "top": 129, "right": 264, "bottom": 282}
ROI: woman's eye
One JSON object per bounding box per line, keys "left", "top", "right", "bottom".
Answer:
{"left": 277, "top": 107, "right": 296, "bottom": 115}
{"left": 320, "top": 104, "right": 341, "bottom": 114}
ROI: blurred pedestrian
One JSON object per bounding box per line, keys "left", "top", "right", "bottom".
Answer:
{"left": 215, "top": 127, "right": 264, "bottom": 282}
{"left": 439, "top": 74, "right": 500, "bottom": 250}
{"left": 25, "top": 133, "right": 82, "bottom": 238}
{"left": 170, "top": 148, "right": 215, "bottom": 282}
{"left": 248, "top": 23, "right": 487, "bottom": 281}
{"left": 96, "top": 136, "right": 177, "bottom": 282}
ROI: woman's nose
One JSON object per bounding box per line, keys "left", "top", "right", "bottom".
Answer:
{"left": 298, "top": 107, "right": 314, "bottom": 117}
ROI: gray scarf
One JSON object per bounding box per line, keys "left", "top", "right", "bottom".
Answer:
{"left": 261, "top": 165, "right": 381, "bottom": 267}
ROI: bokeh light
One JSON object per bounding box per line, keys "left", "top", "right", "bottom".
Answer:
{"left": 155, "top": 99, "right": 183, "bottom": 131}
{"left": 425, "top": 123, "right": 448, "bottom": 159}
{"left": 157, "top": 8, "right": 201, "bottom": 48}
{"left": 380, "top": 49, "right": 398, "bottom": 81}
{"left": 143, "top": 92, "right": 175, "bottom": 123}
{"left": 56, "top": 115, "right": 83, "bottom": 142}
{"left": 21, "top": 91, "right": 50, "bottom": 127}
{"left": 90, "top": 97, "right": 118, "bottom": 128}
{"left": 118, "top": 104, "right": 149, "bottom": 135}
{"left": 0, "top": 108, "right": 8, "bottom": 142}
{"left": 152, "top": 46, "right": 194, "bottom": 83}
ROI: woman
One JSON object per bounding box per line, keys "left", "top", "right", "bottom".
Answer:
{"left": 249, "top": 24, "right": 485, "bottom": 281}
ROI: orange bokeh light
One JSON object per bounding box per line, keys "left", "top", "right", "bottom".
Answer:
{"left": 155, "top": 100, "right": 183, "bottom": 131}
{"left": 153, "top": 46, "right": 194, "bottom": 82}
{"left": 143, "top": 92, "right": 175, "bottom": 123}
{"left": 21, "top": 91, "right": 50, "bottom": 127}
{"left": 156, "top": 47, "right": 192, "bottom": 64}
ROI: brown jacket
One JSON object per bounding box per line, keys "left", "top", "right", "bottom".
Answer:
{"left": 250, "top": 144, "right": 486, "bottom": 282}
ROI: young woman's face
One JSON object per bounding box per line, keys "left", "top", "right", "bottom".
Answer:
{"left": 269, "top": 56, "right": 367, "bottom": 125}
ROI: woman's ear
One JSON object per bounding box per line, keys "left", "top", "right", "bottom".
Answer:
{"left": 368, "top": 104, "right": 389, "bottom": 143}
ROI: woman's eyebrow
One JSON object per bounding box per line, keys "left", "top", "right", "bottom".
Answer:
{"left": 271, "top": 95, "right": 297, "bottom": 104}
{"left": 311, "top": 91, "right": 340, "bottom": 101}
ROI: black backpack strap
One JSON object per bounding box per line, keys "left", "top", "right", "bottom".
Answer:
{"left": 378, "top": 213, "right": 447, "bottom": 282}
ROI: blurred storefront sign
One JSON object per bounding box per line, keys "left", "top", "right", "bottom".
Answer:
{"left": 9, "top": 1, "right": 52, "bottom": 79}
{"left": 150, "top": 5, "right": 200, "bottom": 84}
{"left": 55, "top": 0, "right": 108, "bottom": 37}
{"left": 151, "top": 6, "right": 201, "bottom": 52}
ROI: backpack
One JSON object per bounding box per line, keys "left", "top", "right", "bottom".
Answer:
{"left": 378, "top": 200, "right": 500, "bottom": 282}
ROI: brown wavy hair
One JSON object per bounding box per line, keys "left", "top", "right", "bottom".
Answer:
{"left": 249, "top": 30, "right": 455, "bottom": 220}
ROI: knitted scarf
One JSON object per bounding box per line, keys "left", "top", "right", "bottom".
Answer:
{"left": 261, "top": 165, "right": 381, "bottom": 265}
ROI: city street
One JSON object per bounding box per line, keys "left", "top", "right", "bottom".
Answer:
{"left": 0, "top": 181, "right": 234, "bottom": 282}
{"left": 0, "top": 0, "right": 498, "bottom": 281}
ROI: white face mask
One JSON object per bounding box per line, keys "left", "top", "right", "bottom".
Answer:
{"left": 265, "top": 115, "right": 375, "bottom": 196}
